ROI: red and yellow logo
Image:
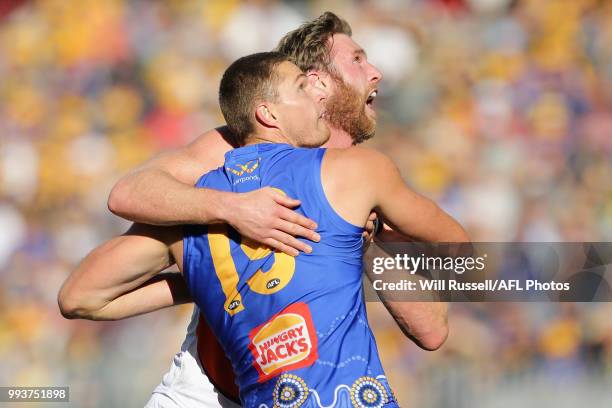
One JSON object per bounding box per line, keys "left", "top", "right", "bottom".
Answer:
{"left": 248, "top": 303, "right": 318, "bottom": 382}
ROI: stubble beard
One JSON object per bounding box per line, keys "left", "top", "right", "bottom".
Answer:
{"left": 324, "top": 73, "right": 376, "bottom": 145}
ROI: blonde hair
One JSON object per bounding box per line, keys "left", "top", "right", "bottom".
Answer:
{"left": 275, "top": 11, "right": 352, "bottom": 72}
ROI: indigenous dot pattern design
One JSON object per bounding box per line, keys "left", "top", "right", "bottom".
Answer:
{"left": 349, "top": 376, "right": 389, "bottom": 408}
{"left": 273, "top": 373, "right": 309, "bottom": 408}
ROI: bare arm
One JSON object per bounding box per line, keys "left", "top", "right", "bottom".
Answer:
{"left": 64, "top": 273, "right": 191, "bottom": 321}
{"left": 76, "top": 129, "right": 317, "bottom": 321}
{"left": 370, "top": 150, "right": 469, "bottom": 349}
{"left": 325, "top": 147, "right": 469, "bottom": 243}
{"left": 363, "top": 242, "right": 448, "bottom": 351}
{"left": 369, "top": 149, "right": 469, "bottom": 349}
{"left": 108, "top": 127, "right": 319, "bottom": 256}
{"left": 107, "top": 128, "right": 232, "bottom": 226}
{"left": 58, "top": 224, "right": 182, "bottom": 320}
{"left": 362, "top": 221, "right": 449, "bottom": 350}
{"left": 324, "top": 147, "right": 470, "bottom": 350}
{"left": 373, "top": 162, "right": 467, "bottom": 244}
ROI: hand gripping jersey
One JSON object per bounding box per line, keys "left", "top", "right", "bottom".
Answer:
{"left": 183, "top": 144, "right": 399, "bottom": 408}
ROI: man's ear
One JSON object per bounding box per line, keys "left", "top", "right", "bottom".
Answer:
{"left": 255, "top": 102, "right": 277, "bottom": 128}
{"left": 307, "top": 70, "right": 331, "bottom": 91}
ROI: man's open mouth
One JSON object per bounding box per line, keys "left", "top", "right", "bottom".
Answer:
{"left": 366, "top": 89, "right": 378, "bottom": 107}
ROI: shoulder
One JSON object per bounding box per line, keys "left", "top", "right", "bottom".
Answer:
{"left": 324, "top": 146, "right": 392, "bottom": 163}
{"left": 185, "top": 126, "right": 234, "bottom": 164}
{"left": 323, "top": 146, "right": 396, "bottom": 177}
{"left": 147, "top": 126, "right": 233, "bottom": 185}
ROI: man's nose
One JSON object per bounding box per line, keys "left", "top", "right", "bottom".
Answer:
{"left": 368, "top": 62, "right": 383, "bottom": 84}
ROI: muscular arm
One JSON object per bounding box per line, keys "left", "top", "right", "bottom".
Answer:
{"left": 368, "top": 150, "right": 468, "bottom": 349}
{"left": 58, "top": 224, "right": 183, "bottom": 320}
{"left": 108, "top": 127, "right": 319, "bottom": 255}
{"left": 372, "top": 159, "right": 468, "bottom": 243}
{"left": 61, "top": 128, "right": 321, "bottom": 321}
{"left": 108, "top": 128, "right": 233, "bottom": 225}
{"left": 61, "top": 213, "right": 379, "bottom": 322}
{"left": 363, "top": 243, "right": 448, "bottom": 351}
{"left": 324, "top": 147, "right": 469, "bottom": 350}
{"left": 324, "top": 147, "right": 468, "bottom": 244}
{"left": 92, "top": 128, "right": 319, "bottom": 320}
{"left": 71, "top": 129, "right": 319, "bottom": 321}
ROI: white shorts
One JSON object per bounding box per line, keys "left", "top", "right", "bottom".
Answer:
{"left": 144, "top": 307, "right": 241, "bottom": 408}
{"left": 144, "top": 350, "right": 240, "bottom": 408}
{"left": 145, "top": 390, "right": 238, "bottom": 408}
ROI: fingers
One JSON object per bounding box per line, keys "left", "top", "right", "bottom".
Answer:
{"left": 364, "top": 219, "right": 375, "bottom": 234}
{"left": 362, "top": 211, "right": 381, "bottom": 244}
{"left": 275, "top": 219, "right": 318, "bottom": 248}
{"left": 263, "top": 238, "right": 299, "bottom": 257}
{"left": 271, "top": 191, "right": 301, "bottom": 209}
{"left": 263, "top": 229, "right": 312, "bottom": 257}
{"left": 261, "top": 206, "right": 319, "bottom": 256}
{"left": 269, "top": 229, "right": 313, "bottom": 255}
{"left": 267, "top": 188, "right": 318, "bottom": 232}
{"left": 234, "top": 187, "right": 321, "bottom": 256}
{"left": 276, "top": 207, "right": 319, "bottom": 237}
{"left": 364, "top": 213, "right": 376, "bottom": 237}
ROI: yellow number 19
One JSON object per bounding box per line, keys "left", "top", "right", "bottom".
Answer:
{"left": 207, "top": 225, "right": 296, "bottom": 316}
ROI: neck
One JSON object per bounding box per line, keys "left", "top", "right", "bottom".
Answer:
{"left": 242, "top": 125, "right": 353, "bottom": 149}
{"left": 322, "top": 125, "right": 353, "bottom": 148}
{"left": 244, "top": 129, "right": 295, "bottom": 147}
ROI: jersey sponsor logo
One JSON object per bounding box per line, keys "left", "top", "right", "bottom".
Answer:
{"left": 233, "top": 174, "right": 260, "bottom": 185}
{"left": 226, "top": 159, "right": 260, "bottom": 176}
{"left": 248, "top": 303, "right": 318, "bottom": 382}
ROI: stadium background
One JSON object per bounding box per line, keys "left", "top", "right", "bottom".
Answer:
{"left": 0, "top": 0, "right": 611, "bottom": 406}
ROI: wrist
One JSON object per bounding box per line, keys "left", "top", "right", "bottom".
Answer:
{"left": 209, "top": 190, "right": 237, "bottom": 225}
{"left": 189, "top": 188, "right": 226, "bottom": 224}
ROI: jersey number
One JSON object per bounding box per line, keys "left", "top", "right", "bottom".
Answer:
{"left": 207, "top": 225, "right": 296, "bottom": 316}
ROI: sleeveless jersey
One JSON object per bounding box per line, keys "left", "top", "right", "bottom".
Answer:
{"left": 183, "top": 143, "right": 398, "bottom": 408}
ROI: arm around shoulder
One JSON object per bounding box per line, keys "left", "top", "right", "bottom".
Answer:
{"left": 106, "top": 129, "right": 320, "bottom": 256}
{"left": 107, "top": 128, "right": 232, "bottom": 225}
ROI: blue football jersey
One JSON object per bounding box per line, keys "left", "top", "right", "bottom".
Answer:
{"left": 183, "top": 143, "right": 398, "bottom": 408}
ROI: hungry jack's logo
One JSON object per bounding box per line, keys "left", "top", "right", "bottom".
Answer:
{"left": 248, "top": 303, "right": 318, "bottom": 382}
{"left": 226, "top": 159, "right": 260, "bottom": 176}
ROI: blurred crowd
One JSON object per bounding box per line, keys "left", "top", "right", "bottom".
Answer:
{"left": 0, "top": 0, "right": 610, "bottom": 406}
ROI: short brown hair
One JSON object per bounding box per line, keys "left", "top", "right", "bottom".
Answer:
{"left": 275, "top": 11, "right": 352, "bottom": 72}
{"left": 219, "top": 52, "right": 290, "bottom": 145}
